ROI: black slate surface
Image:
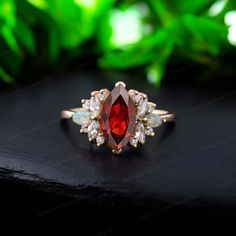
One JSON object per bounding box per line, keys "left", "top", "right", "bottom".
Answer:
{"left": 0, "top": 73, "right": 236, "bottom": 227}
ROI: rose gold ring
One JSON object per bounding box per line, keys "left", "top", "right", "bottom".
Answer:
{"left": 61, "top": 82, "right": 175, "bottom": 154}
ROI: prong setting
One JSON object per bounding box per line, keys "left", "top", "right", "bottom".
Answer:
{"left": 112, "top": 148, "right": 123, "bottom": 154}
{"left": 115, "top": 81, "right": 126, "bottom": 87}
{"left": 70, "top": 82, "right": 164, "bottom": 154}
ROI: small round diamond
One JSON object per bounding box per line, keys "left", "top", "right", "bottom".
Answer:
{"left": 80, "top": 124, "right": 88, "bottom": 133}
{"left": 130, "top": 136, "right": 138, "bottom": 147}
{"left": 99, "top": 89, "right": 109, "bottom": 102}
{"left": 82, "top": 99, "right": 90, "bottom": 110}
{"left": 96, "top": 135, "right": 105, "bottom": 146}
{"left": 88, "top": 120, "right": 100, "bottom": 140}
{"left": 147, "top": 102, "right": 156, "bottom": 113}
{"left": 145, "top": 127, "right": 154, "bottom": 136}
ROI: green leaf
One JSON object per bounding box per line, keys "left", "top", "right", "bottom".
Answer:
{"left": 14, "top": 19, "right": 36, "bottom": 55}
{"left": 0, "top": 0, "right": 16, "bottom": 27}
{"left": 166, "top": 0, "right": 216, "bottom": 14}
{"left": 0, "top": 66, "right": 14, "bottom": 83}
{"left": 147, "top": 63, "right": 164, "bottom": 87}
{"left": 148, "top": 0, "right": 173, "bottom": 25}
{"left": 0, "top": 25, "right": 21, "bottom": 56}
{"left": 48, "top": 30, "right": 60, "bottom": 62}
{"left": 45, "top": 0, "right": 89, "bottom": 49}
{"left": 182, "top": 15, "right": 228, "bottom": 56}
{"left": 99, "top": 29, "right": 172, "bottom": 69}
{"left": 147, "top": 39, "right": 173, "bottom": 86}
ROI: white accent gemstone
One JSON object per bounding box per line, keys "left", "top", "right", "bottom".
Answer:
{"left": 129, "top": 90, "right": 139, "bottom": 102}
{"left": 72, "top": 109, "right": 91, "bottom": 125}
{"left": 135, "top": 122, "right": 146, "bottom": 144}
{"left": 82, "top": 99, "right": 90, "bottom": 110}
{"left": 137, "top": 97, "right": 148, "bottom": 117}
{"left": 88, "top": 120, "right": 100, "bottom": 140}
{"left": 99, "top": 89, "right": 109, "bottom": 102}
{"left": 89, "top": 95, "right": 101, "bottom": 117}
{"left": 134, "top": 93, "right": 143, "bottom": 104}
{"left": 80, "top": 125, "right": 88, "bottom": 133}
{"left": 147, "top": 102, "right": 156, "bottom": 113}
{"left": 96, "top": 135, "right": 105, "bottom": 146}
{"left": 128, "top": 89, "right": 137, "bottom": 97}
{"left": 130, "top": 136, "right": 138, "bottom": 147}
{"left": 145, "top": 112, "right": 162, "bottom": 127}
{"left": 145, "top": 127, "right": 154, "bottom": 136}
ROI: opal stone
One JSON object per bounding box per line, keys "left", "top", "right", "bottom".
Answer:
{"left": 72, "top": 109, "right": 91, "bottom": 125}
{"left": 146, "top": 112, "right": 162, "bottom": 127}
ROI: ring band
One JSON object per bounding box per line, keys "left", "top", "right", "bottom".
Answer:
{"left": 61, "top": 81, "right": 175, "bottom": 154}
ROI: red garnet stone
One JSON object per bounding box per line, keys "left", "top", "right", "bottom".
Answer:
{"left": 100, "top": 84, "right": 137, "bottom": 150}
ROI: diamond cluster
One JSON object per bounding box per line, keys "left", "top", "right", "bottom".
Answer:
{"left": 72, "top": 82, "right": 162, "bottom": 153}
{"left": 73, "top": 89, "right": 109, "bottom": 147}
{"left": 128, "top": 89, "right": 161, "bottom": 148}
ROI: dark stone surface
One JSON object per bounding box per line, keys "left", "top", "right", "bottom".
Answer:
{"left": 0, "top": 73, "right": 236, "bottom": 230}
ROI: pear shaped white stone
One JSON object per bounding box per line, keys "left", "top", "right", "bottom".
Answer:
{"left": 135, "top": 122, "right": 146, "bottom": 144}
{"left": 90, "top": 95, "right": 101, "bottom": 117}
{"left": 145, "top": 112, "right": 162, "bottom": 127}
{"left": 137, "top": 97, "right": 148, "bottom": 117}
{"left": 72, "top": 109, "right": 91, "bottom": 126}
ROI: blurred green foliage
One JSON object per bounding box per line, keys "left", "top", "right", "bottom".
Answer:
{"left": 0, "top": 0, "right": 235, "bottom": 85}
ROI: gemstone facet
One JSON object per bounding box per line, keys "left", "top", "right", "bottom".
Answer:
{"left": 135, "top": 122, "right": 146, "bottom": 144}
{"left": 100, "top": 84, "right": 137, "bottom": 150}
{"left": 90, "top": 95, "right": 101, "bottom": 117}
{"left": 137, "top": 96, "right": 148, "bottom": 117}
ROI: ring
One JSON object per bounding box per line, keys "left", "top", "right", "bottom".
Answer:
{"left": 61, "top": 81, "right": 175, "bottom": 154}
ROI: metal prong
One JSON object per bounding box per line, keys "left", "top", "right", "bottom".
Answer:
{"left": 140, "top": 140, "right": 145, "bottom": 145}
{"left": 128, "top": 89, "right": 138, "bottom": 95}
{"left": 90, "top": 115, "right": 96, "bottom": 120}
{"left": 142, "top": 117, "right": 148, "bottom": 123}
{"left": 115, "top": 81, "right": 126, "bottom": 87}
{"left": 91, "top": 91, "right": 99, "bottom": 96}
{"left": 149, "top": 102, "right": 156, "bottom": 108}
{"left": 112, "top": 148, "right": 123, "bottom": 154}
{"left": 147, "top": 102, "right": 156, "bottom": 113}
{"left": 141, "top": 93, "right": 147, "bottom": 99}
{"left": 99, "top": 89, "right": 106, "bottom": 94}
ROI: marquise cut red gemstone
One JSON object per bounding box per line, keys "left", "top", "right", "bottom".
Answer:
{"left": 100, "top": 84, "right": 137, "bottom": 150}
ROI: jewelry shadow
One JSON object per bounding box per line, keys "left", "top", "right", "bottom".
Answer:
{"left": 60, "top": 120, "right": 176, "bottom": 179}
{"left": 158, "top": 122, "right": 176, "bottom": 141}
